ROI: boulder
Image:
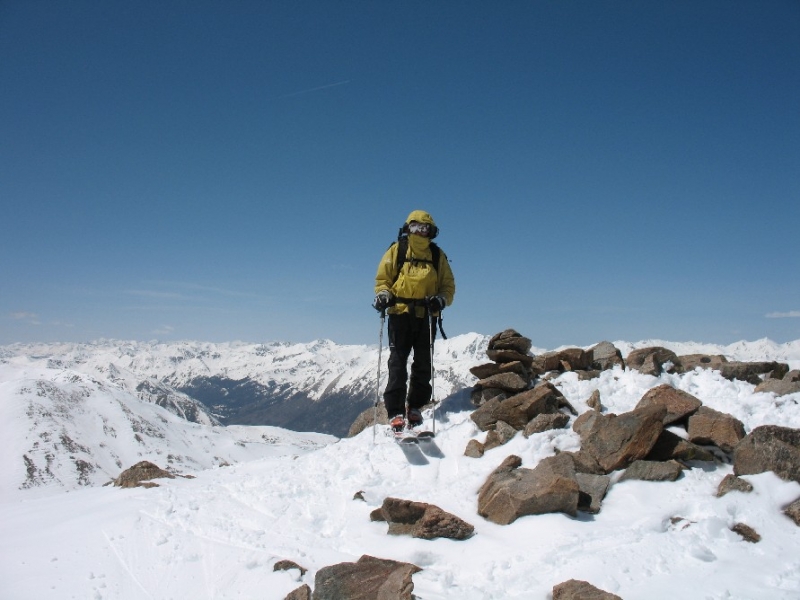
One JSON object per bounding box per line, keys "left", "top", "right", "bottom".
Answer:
{"left": 372, "top": 497, "right": 474, "bottom": 541}
{"left": 487, "top": 348, "right": 535, "bottom": 367}
{"left": 484, "top": 420, "right": 519, "bottom": 451}
{"left": 755, "top": 370, "right": 800, "bottom": 396}
{"left": 274, "top": 560, "right": 308, "bottom": 576}
{"left": 635, "top": 384, "right": 702, "bottom": 425}
{"left": 476, "top": 372, "right": 530, "bottom": 394}
{"left": 581, "top": 405, "right": 667, "bottom": 473}
{"left": 575, "top": 473, "right": 611, "bottom": 514}
{"left": 572, "top": 410, "right": 602, "bottom": 439}
{"left": 347, "top": 404, "right": 388, "bottom": 437}
{"left": 469, "top": 362, "right": 502, "bottom": 380}
{"left": 687, "top": 407, "right": 745, "bottom": 453}
{"left": 113, "top": 461, "right": 175, "bottom": 489}
{"left": 719, "top": 361, "right": 789, "bottom": 385}
{"left": 784, "top": 498, "right": 800, "bottom": 526}
{"left": 646, "top": 430, "right": 716, "bottom": 462}
{"left": 678, "top": 354, "right": 728, "bottom": 372}
{"left": 470, "top": 387, "right": 507, "bottom": 407}
{"left": 524, "top": 412, "right": 570, "bottom": 437}
{"left": 553, "top": 579, "right": 622, "bottom": 600}
{"left": 626, "top": 347, "right": 680, "bottom": 376}
{"left": 471, "top": 360, "right": 532, "bottom": 381}
{"left": 716, "top": 474, "right": 753, "bottom": 497}
{"left": 478, "top": 454, "right": 580, "bottom": 524}
{"left": 586, "top": 389, "right": 602, "bottom": 411}
{"left": 531, "top": 348, "right": 591, "bottom": 373}
{"left": 619, "top": 460, "right": 683, "bottom": 482}
{"left": 312, "top": 555, "right": 420, "bottom": 600}
{"left": 464, "top": 439, "right": 485, "bottom": 458}
{"left": 731, "top": 523, "right": 761, "bottom": 543}
{"left": 488, "top": 329, "right": 533, "bottom": 354}
{"left": 589, "top": 341, "right": 625, "bottom": 370}
{"left": 285, "top": 584, "right": 312, "bottom": 600}
{"left": 733, "top": 425, "right": 800, "bottom": 483}
{"left": 470, "top": 382, "right": 563, "bottom": 431}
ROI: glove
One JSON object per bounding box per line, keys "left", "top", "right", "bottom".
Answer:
{"left": 372, "top": 290, "right": 393, "bottom": 311}
{"left": 427, "top": 295, "right": 446, "bottom": 312}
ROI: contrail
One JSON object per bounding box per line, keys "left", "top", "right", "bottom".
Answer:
{"left": 279, "top": 80, "right": 351, "bottom": 98}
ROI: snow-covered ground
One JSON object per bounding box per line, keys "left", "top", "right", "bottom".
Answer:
{"left": 2, "top": 337, "right": 800, "bottom": 599}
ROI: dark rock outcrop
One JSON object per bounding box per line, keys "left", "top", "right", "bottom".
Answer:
{"left": 113, "top": 461, "right": 175, "bottom": 489}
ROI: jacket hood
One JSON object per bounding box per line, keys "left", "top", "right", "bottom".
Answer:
{"left": 405, "top": 210, "right": 436, "bottom": 227}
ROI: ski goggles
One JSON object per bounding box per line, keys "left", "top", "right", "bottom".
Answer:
{"left": 408, "top": 222, "right": 431, "bottom": 236}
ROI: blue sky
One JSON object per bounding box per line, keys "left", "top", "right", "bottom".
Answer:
{"left": 2, "top": 0, "right": 799, "bottom": 348}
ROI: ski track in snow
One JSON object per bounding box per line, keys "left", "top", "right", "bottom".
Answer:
{"left": 1, "top": 336, "right": 800, "bottom": 598}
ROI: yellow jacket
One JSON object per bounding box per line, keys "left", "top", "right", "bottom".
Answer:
{"left": 375, "top": 211, "right": 456, "bottom": 318}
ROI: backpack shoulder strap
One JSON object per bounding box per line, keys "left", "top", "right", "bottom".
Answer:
{"left": 394, "top": 237, "right": 440, "bottom": 274}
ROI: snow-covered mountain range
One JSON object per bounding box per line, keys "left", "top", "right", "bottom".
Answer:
{"left": 2, "top": 335, "right": 800, "bottom": 599}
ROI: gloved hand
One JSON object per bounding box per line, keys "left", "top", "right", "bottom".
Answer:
{"left": 427, "top": 295, "right": 446, "bottom": 312}
{"left": 372, "top": 290, "right": 393, "bottom": 311}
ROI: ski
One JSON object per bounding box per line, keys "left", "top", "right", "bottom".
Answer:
{"left": 393, "top": 429, "right": 434, "bottom": 444}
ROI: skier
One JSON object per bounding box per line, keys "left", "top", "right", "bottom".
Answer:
{"left": 373, "top": 210, "right": 456, "bottom": 433}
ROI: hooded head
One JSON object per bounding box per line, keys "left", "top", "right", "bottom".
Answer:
{"left": 403, "top": 210, "right": 439, "bottom": 238}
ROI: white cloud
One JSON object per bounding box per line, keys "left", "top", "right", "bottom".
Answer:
{"left": 765, "top": 311, "right": 800, "bottom": 318}
{"left": 10, "top": 311, "right": 41, "bottom": 325}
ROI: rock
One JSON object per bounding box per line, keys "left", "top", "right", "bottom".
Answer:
{"left": 476, "top": 372, "right": 530, "bottom": 394}
{"left": 531, "top": 348, "right": 591, "bottom": 373}
{"left": 755, "top": 370, "right": 800, "bottom": 396}
{"left": 575, "top": 473, "right": 611, "bottom": 514}
{"left": 626, "top": 347, "right": 680, "bottom": 376}
{"left": 484, "top": 420, "right": 518, "bottom": 451}
{"left": 731, "top": 523, "right": 761, "bottom": 543}
{"left": 113, "top": 461, "right": 175, "bottom": 489}
{"left": 716, "top": 474, "right": 753, "bottom": 497}
{"left": 646, "top": 430, "right": 716, "bottom": 462}
{"left": 553, "top": 579, "right": 622, "bottom": 600}
{"left": 586, "top": 389, "right": 602, "bottom": 411}
{"left": 719, "top": 361, "right": 790, "bottom": 385}
{"left": 478, "top": 454, "right": 580, "bottom": 524}
{"left": 531, "top": 351, "right": 564, "bottom": 373}
{"left": 573, "top": 410, "right": 602, "bottom": 439}
{"left": 733, "top": 425, "right": 800, "bottom": 483}
{"left": 470, "top": 382, "right": 563, "bottom": 431}
{"left": 678, "top": 354, "right": 728, "bottom": 372}
{"left": 635, "top": 384, "right": 702, "bottom": 425}
{"left": 524, "top": 412, "right": 570, "bottom": 437}
{"left": 687, "top": 407, "right": 746, "bottom": 453}
{"left": 619, "top": 460, "right": 683, "bottom": 482}
{"left": 347, "top": 404, "right": 388, "bottom": 438}
{"left": 589, "top": 341, "right": 625, "bottom": 371}
{"left": 285, "top": 584, "right": 312, "bottom": 600}
{"left": 784, "top": 498, "right": 800, "bottom": 526}
{"left": 470, "top": 387, "right": 507, "bottom": 407}
{"left": 375, "top": 497, "right": 475, "bottom": 541}
{"left": 581, "top": 405, "right": 667, "bottom": 473}
{"left": 488, "top": 329, "right": 533, "bottom": 355}
{"left": 471, "top": 361, "right": 532, "bottom": 381}
{"left": 464, "top": 439, "right": 485, "bottom": 458}
{"left": 486, "top": 348, "right": 535, "bottom": 367}
{"left": 275, "top": 560, "right": 308, "bottom": 576}
{"left": 470, "top": 362, "right": 501, "bottom": 379}
{"left": 312, "top": 555, "right": 420, "bottom": 600}
{"left": 563, "top": 450, "right": 606, "bottom": 475}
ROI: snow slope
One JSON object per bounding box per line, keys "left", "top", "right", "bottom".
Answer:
{"left": 1, "top": 337, "right": 800, "bottom": 598}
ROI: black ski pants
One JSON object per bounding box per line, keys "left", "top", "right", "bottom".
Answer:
{"left": 383, "top": 313, "right": 436, "bottom": 417}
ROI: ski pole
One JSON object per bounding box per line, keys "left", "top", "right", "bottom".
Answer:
{"left": 373, "top": 308, "right": 386, "bottom": 444}
{"left": 429, "top": 308, "right": 437, "bottom": 436}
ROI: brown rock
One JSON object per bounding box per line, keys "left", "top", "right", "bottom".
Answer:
{"left": 477, "top": 372, "right": 529, "bottom": 394}
{"left": 464, "top": 439, "right": 485, "bottom": 458}
{"left": 731, "top": 523, "right": 761, "bottom": 543}
{"left": 285, "top": 584, "right": 312, "bottom": 600}
{"left": 619, "top": 460, "right": 683, "bottom": 482}
{"left": 626, "top": 347, "right": 680, "bottom": 376}
{"left": 582, "top": 405, "right": 667, "bottom": 473}
{"left": 488, "top": 329, "right": 533, "bottom": 354}
{"left": 646, "top": 430, "right": 716, "bottom": 462}
{"left": 720, "top": 361, "right": 790, "bottom": 385}
{"left": 678, "top": 354, "right": 728, "bottom": 372}
{"left": 716, "top": 474, "right": 753, "bottom": 497}
{"left": 553, "top": 579, "right": 622, "bottom": 600}
{"left": 470, "top": 387, "right": 506, "bottom": 407}
{"left": 312, "top": 555, "right": 420, "bottom": 600}
{"left": 755, "top": 370, "right": 800, "bottom": 397}
{"left": 589, "top": 341, "right": 625, "bottom": 371}
{"left": 113, "top": 461, "right": 175, "bottom": 489}
{"left": 784, "top": 498, "right": 800, "bottom": 526}
{"left": 687, "top": 407, "right": 745, "bottom": 453}
{"left": 576, "top": 472, "right": 611, "bottom": 514}
{"left": 275, "top": 560, "right": 308, "bottom": 576}
{"left": 635, "top": 384, "right": 702, "bottom": 425}
{"left": 484, "top": 420, "right": 518, "bottom": 451}
{"left": 733, "top": 425, "right": 800, "bottom": 483}
{"left": 524, "top": 413, "right": 570, "bottom": 437}
{"left": 348, "top": 404, "right": 388, "bottom": 437}
{"left": 478, "top": 454, "right": 580, "bottom": 524}
{"left": 377, "top": 497, "right": 474, "bottom": 540}
{"left": 586, "top": 389, "right": 602, "bottom": 411}
{"left": 470, "top": 383, "right": 563, "bottom": 431}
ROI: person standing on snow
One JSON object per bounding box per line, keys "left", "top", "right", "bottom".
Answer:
{"left": 372, "top": 210, "right": 456, "bottom": 433}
